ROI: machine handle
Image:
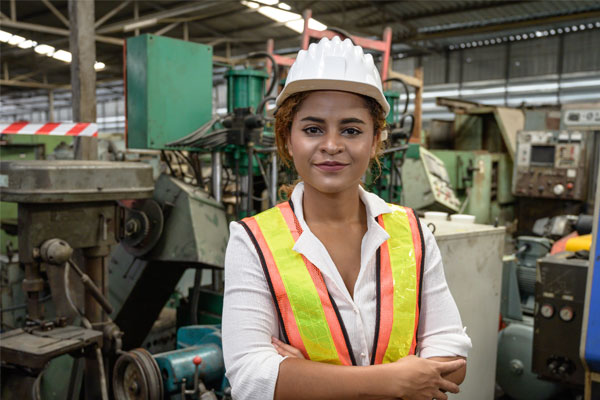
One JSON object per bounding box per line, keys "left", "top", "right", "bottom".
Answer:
{"left": 69, "top": 259, "right": 114, "bottom": 315}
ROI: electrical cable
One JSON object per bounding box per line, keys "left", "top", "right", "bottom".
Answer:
{"left": 257, "top": 96, "right": 276, "bottom": 115}
{"left": 383, "top": 77, "right": 410, "bottom": 115}
{"left": 247, "top": 52, "right": 278, "bottom": 97}
{"left": 190, "top": 269, "right": 202, "bottom": 325}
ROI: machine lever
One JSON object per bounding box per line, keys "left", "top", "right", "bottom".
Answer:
{"left": 68, "top": 259, "right": 114, "bottom": 315}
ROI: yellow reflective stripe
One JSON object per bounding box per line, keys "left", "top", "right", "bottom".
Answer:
{"left": 382, "top": 205, "right": 417, "bottom": 363}
{"left": 255, "top": 207, "right": 342, "bottom": 365}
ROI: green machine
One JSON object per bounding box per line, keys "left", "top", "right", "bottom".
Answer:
{"left": 429, "top": 102, "right": 522, "bottom": 225}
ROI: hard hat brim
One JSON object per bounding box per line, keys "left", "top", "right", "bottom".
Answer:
{"left": 275, "top": 79, "right": 390, "bottom": 116}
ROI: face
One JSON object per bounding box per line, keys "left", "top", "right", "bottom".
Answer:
{"left": 287, "top": 91, "right": 377, "bottom": 195}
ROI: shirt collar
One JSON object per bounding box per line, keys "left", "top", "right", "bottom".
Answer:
{"left": 288, "top": 182, "right": 391, "bottom": 296}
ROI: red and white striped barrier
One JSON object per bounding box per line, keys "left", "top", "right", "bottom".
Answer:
{"left": 0, "top": 122, "right": 98, "bottom": 137}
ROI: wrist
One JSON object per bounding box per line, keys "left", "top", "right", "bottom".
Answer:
{"left": 354, "top": 364, "right": 397, "bottom": 398}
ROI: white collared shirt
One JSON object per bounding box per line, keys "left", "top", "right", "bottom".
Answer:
{"left": 222, "top": 183, "right": 472, "bottom": 400}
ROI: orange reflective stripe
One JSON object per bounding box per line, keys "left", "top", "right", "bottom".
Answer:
{"left": 373, "top": 206, "right": 422, "bottom": 363}
{"left": 374, "top": 222, "right": 394, "bottom": 364}
{"left": 277, "top": 202, "right": 355, "bottom": 366}
{"left": 405, "top": 208, "right": 423, "bottom": 355}
{"left": 240, "top": 217, "right": 309, "bottom": 359}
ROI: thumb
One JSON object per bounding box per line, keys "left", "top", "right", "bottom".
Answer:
{"left": 436, "top": 359, "right": 466, "bottom": 374}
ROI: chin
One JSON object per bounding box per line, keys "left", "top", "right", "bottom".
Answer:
{"left": 304, "top": 177, "right": 359, "bottom": 195}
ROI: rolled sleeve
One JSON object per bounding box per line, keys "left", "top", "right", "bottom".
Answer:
{"left": 222, "top": 222, "right": 286, "bottom": 400}
{"left": 417, "top": 222, "right": 472, "bottom": 359}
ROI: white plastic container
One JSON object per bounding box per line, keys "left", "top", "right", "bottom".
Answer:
{"left": 450, "top": 214, "right": 476, "bottom": 224}
{"left": 424, "top": 211, "right": 448, "bottom": 221}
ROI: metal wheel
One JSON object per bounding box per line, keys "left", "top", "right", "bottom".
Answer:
{"left": 121, "top": 199, "right": 164, "bottom": 257}
{"left": 113, "top": 348, "right": 163, "bottom": 400}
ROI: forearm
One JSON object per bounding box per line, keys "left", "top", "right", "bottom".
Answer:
{"left": 427, "top": 356, "right": 466, "bottom": 385}
{"left": 274, "top": 358, "right": 392, "bottom": 400}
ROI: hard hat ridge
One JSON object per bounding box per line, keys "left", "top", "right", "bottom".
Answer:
{"left": 275, "top": 35, "right": 391, "bottom": 118}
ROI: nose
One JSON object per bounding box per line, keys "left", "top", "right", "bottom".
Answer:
{"left": 320, "top": 131, "right": 343, "bottom": 155}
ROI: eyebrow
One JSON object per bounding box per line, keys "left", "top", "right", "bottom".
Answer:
{"left": 300, "top": 116, "right": 366, "bottom": 125}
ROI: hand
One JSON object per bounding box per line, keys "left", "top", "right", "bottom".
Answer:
{"left": 388, "top": 355, "right": 465, "bottom": 400}
{"left": 272, "top": 337, "right": 306, "bottom": 359}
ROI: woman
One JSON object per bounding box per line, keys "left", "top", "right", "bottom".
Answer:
{"left": 222, "top": 36, "right": 471, "bottom": 400}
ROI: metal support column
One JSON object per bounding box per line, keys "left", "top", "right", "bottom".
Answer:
{"left": 69, "top": 0, "right": 97, "bottom": 160}
{"left": 212, "top": 152, "right": 222, "bottom": 202}
{"left": 48, "top": 89, "right": 55, "bottom": 122}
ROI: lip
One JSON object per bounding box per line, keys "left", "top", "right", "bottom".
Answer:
{"left": 314, "top": 161, "right": 349, "bottom": 172}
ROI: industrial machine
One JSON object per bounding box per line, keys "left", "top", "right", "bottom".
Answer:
{"left": 513, "top": 104, "right": 600, "bottom": 233}
{"left": 533, "top": 253, "right": 588, "bottom": 386}
{"left": 401, "top": 144, "right": 461, "bottom": 212}
{"left": 581, "top": 173, "right": 600, "bottom": 399}
{"left": 513, "top": 130, "right": 589, "bottom": 200}
{"left": 431, "top": 99, "right": 521, "bottom": 225}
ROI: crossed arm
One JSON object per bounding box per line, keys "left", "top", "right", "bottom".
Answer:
{"left": 272, "top": 338, "right": 466, "bottom": 400}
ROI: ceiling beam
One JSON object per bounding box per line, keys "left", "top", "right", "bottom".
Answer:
{"left": 95, "top": 0, "right": 132, "bottom": 29}
{"left": 41, "top": 0, "right": 70, "bottom": 28}
{"left": 96, "top": 2, "right": 220, "bottom": 34}
{"left": 357, "top": 1, "right": 527, "bottom": 28}
{"left": 0, "top": 17, "right": 123, "bottom": 45}
{"left": 401, "top": 9, "right": 600, "bottom": 41}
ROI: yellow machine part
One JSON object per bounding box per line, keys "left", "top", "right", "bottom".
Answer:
{"left": 565, "top": 234, "right": 592, "bottom": 252}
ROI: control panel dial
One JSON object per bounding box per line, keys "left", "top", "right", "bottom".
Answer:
{"left": 559, "top": 306, "right": 574, "bottom": 322}
{"left": 540, "top": 303, "right": 554, "bottom": 319}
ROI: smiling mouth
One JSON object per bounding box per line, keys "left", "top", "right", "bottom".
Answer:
{"left": 314, "top": 161, "right": 349, "bottom": 171}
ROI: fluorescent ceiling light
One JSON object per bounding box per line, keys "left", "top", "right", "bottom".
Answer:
{"left": 3, "top": 29, "right": 105, "bottom": 69}
{"left": 241, "top": 1, "right": 260, "bottom": 9}
{"left": 52, "top": 49, "right": 72, "bottom": 63}
{"left": 35, "top": 44, "right": 55, "bottom": 56}
{"left": 0, "top": 30, "right": 12, "bottom": 42}
{"left": 241, "top": 1, "right": 326, "bottom": 34}
{"left": 257, "top": 6, "right": 298, "bottom": 23}
{"left": 8, "top": 34, "right": 25, "bottom": 45}
{"left": 18, "top": 40, "right": 37, "bottom": 49}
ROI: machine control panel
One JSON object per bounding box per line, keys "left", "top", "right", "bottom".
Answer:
{"left": 422, "top": 150, "right": 462, "bottom": 211}
{"left": 563, "top": 109, "right": 600, "bottom": 127}
{"left": 513, "top": 130, "right": 588, "bottom": 200}
{"left": 532, "top": 253, "right": 588, "bottom": 385}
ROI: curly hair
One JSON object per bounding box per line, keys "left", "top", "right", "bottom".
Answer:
{"left": 274, "top": 91, "right": 387, "bottom": 198}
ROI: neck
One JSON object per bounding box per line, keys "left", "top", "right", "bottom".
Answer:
{"left": 302, "top": 182, "right": 365, "bottom": 225}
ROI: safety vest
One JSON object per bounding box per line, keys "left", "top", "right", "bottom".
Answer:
{"left": 239, "top": 200, "right": 424, "bottom": 366}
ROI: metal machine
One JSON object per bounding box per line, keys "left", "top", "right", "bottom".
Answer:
{"left": 581, "top": 172, "right": 600, "bottom": 399}
{"left": 0, "top": 160, "right": 154, "bottom": 398}
{"left": 401, "top": 144, "right": 461, "bottom": 212}
{"left": 533, "top": 253, "right": 588, "bottom": 386}
{"left": 431, "top": 99, "right": 521, "bottom": 225}
{"left": 513, "top": 104, "right": 600, "bottom": 233}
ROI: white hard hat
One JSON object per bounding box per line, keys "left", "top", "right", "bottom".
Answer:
{"left": 276, "top": 36, "right": 390, "bottom": 117}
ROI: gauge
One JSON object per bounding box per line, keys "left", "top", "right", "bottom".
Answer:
{"left": 540, "top": 303, "right": 554, "bottom": 318}
{"left": 559, "top": 306, "right": 574, "bottom": 322}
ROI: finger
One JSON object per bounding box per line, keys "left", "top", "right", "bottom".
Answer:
{"left": 437, "top": 378, "right": 460, "bottom": 394}
{"left": 436, "top": 359, "right": 466, "bottom": 374}
{"left": 277, "top": 342, "right": 305, "bottom": 359}
{"left": 432, "top": 389, "right": 448, "bottom": 400}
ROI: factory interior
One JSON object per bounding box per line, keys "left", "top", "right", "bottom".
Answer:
{"left": 0, "top": 0, "right": 600, "bottom": 399}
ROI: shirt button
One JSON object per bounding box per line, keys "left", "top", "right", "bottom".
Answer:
{"left": 360, "top": 352, "right": 366, "bottom": 357}
{"left": 354, "top": 308, "right": 359, "bottom": 315}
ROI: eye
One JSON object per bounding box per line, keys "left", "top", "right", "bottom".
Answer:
{"left": 342, "top": 127, "right": 362, "bottom": 136}
{"left": 302, "top": 126, "right": 323, "bottom": 135}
